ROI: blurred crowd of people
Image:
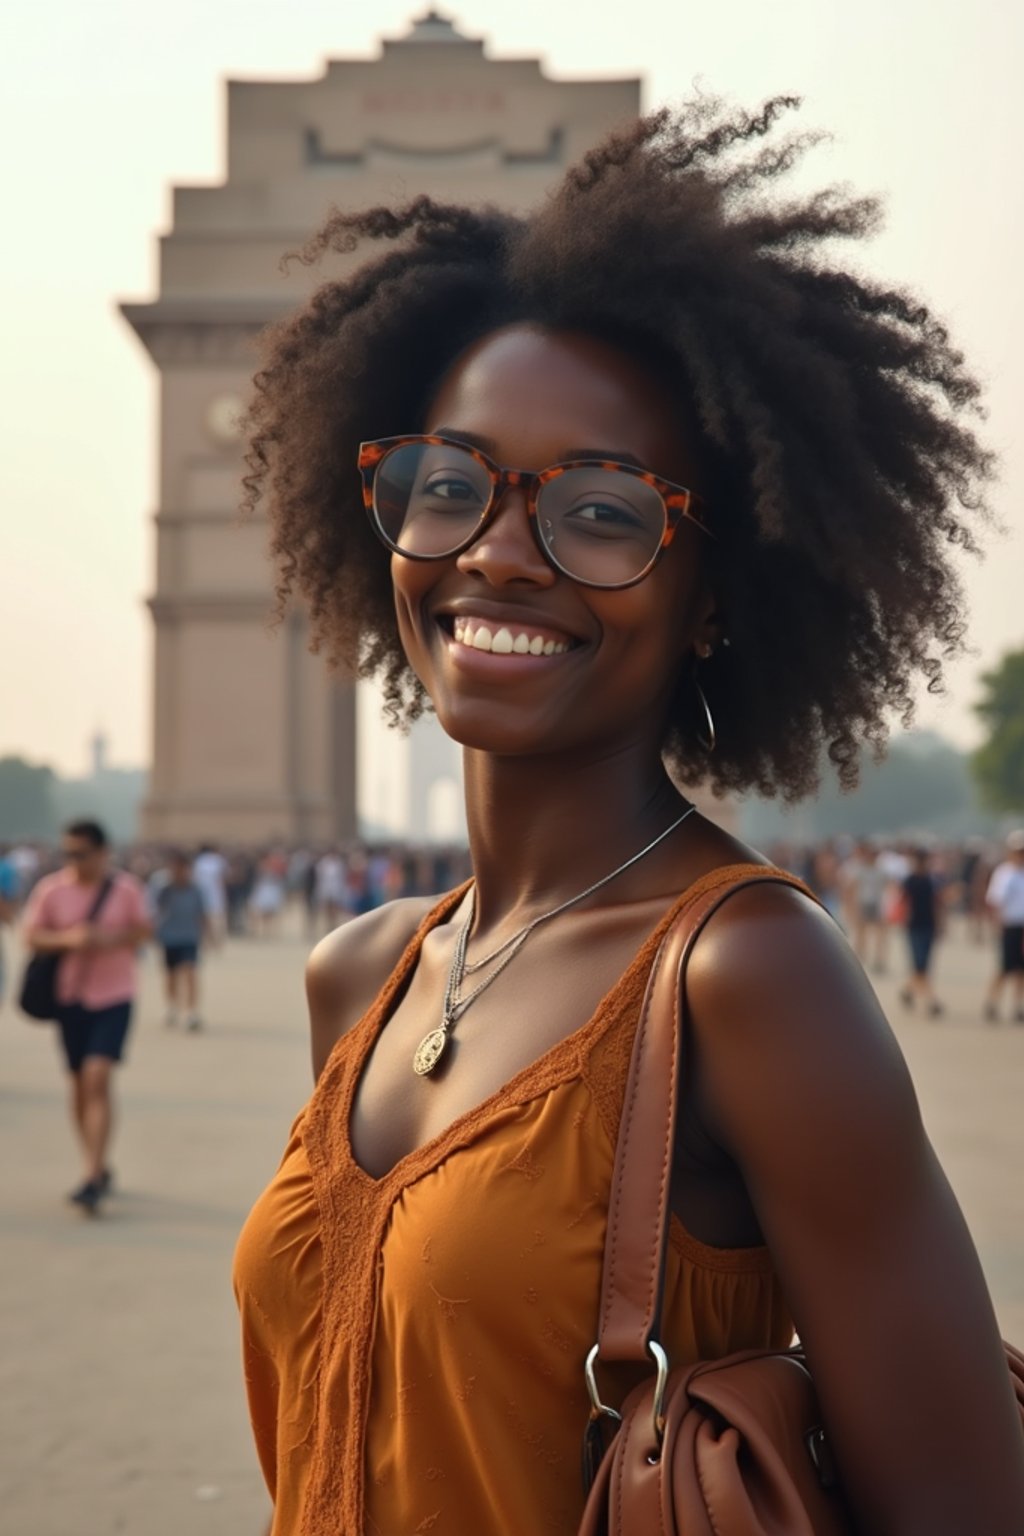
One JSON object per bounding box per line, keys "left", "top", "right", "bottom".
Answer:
{"left": 0, "top": 839, "right": 472, "bottom": 939}
{"left": 2, "top": 828, "right": 1023, "bottom": 1025}
{"left": 2, "top": 821, "right": 1022, "bottom": 1218}
{"left": 1, "top": 835, "right": 470, "bottom": 1035}
{"left": 759, "top": 832, "right": 1024, "bottom": 1021}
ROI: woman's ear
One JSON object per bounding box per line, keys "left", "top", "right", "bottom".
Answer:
{"left": 694, "top": 604, "right": 727, "bottom": 661}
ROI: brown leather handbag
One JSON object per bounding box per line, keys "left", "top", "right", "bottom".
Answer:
{"left": 578, "top": 868, "right": 1024, "bottom": 1536}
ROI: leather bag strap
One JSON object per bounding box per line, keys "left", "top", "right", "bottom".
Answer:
{"left": 595, "top": 863, "right": 814, "bottom": 1365}
{"left": 86, "top": 876, "right": 115, "bottom": 922}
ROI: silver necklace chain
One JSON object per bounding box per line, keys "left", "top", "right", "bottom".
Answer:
{"left": 411, "top": 802, "right": 696, "bottom": 1076}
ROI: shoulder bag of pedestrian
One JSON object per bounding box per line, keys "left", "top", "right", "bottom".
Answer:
{"left": 18, "top": 877, "right": 115, "bottom": 1023}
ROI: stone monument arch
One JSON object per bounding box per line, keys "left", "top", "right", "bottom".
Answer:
{"left": 121, "top": 11, "right": 641, "bottom": 844}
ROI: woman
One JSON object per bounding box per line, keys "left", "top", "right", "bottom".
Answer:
{"left": 233, "top": 100, "right": 1024, "bottom": 1534}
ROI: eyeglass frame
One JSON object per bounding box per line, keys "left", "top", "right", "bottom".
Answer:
{"left": 357, "top": 434, "right": 712, "bottom": 591}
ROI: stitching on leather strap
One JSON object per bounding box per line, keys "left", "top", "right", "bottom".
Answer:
{"left": 696, "top": 1457, "right": 724, "bottom": 1536}
{"left": 600, "top": 878, "right": 706, "bottom": 1339}
{"left": 600, "top": 930, "right": 663, "bottom": 1338}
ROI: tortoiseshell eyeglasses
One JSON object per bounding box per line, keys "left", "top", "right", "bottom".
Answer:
{"left": 357, "top": 434, "right": 711, "bottom": 590}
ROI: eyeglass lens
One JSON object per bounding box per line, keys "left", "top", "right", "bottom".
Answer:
{"left": 371, "top": 441, "right": 667, "bottom": 586}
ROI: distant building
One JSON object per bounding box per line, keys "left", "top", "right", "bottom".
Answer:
{"left": 120, "top": 9, "right": 641, "bottom": 845}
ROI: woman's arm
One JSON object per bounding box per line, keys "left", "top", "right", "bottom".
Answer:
{"left": 686, "top": 884, "right": 1024, "bottom": 1536}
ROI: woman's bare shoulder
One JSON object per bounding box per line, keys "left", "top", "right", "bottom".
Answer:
{"left": 305, "top": 894, "right": 442, "bottom": 1080}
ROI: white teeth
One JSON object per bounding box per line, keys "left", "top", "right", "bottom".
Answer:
{"left": 448, "top": 617, "right": 572, "bottom": 656}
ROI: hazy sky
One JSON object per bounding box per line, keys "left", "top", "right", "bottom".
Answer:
{"left": 2, "top": 0, "right": 1021, "bottom": 779}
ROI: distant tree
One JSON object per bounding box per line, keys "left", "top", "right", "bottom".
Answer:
{"left": 972, "top": 647, "right": 1024, "bottom": 813}
{"left": 0, "top": 756, "right": 59, "bottom": 839}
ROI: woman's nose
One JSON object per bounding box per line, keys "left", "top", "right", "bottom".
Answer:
{"left": 454, "top": 487, "right": 556, "bottom": 587}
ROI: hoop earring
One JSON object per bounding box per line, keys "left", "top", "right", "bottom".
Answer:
{"left": 695, "top": 677, "right": 716, "bottom": 754}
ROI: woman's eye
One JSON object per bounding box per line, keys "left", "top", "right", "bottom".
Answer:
{"left": 567, "top": 500, "right": 645, "bottom": 532}
{"left": 420, "top": 474, "right": 481, "bottom": 503}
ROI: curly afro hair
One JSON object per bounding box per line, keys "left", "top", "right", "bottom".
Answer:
{"left": 242, "top": 95, "right": 992, "bottom": 801}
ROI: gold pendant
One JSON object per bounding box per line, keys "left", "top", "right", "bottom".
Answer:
{"left": 413, "top": 1026, "right": 449, "bottom": 1076}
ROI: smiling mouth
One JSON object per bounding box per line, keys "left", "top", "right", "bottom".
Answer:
{"left": 438, "top": 615, "right": 581, "bottom": 657}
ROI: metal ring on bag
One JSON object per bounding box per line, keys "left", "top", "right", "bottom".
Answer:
{"left": 648, "top": 1340, "right": 670, "bottom": 1452}
{"left": 584, "top": 1344, "right": 622, "bottom": 1424}
{"left": 584, "top": 1339, "right": 669, "bottom": 1445}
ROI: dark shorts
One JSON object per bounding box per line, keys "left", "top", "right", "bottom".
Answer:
{"left": 907, "top": 926, "right": 935, "bottom": 977}
{"left": 58, "top": 1001, "right": 133, "bottom": 1073}
{"left": 162, "top": 942, "right": 200, "bottom": 971}
{"left": 1000, "top": 925, "right": 1024, "bottom": 975}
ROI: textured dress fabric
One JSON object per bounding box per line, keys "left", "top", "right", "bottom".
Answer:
{"left": 233, "top": 875, "right": 794, "bottom": 1536}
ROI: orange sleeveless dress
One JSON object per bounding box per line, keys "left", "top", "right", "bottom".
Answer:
{"left": 233, "top": 876, "right": 794, "bottom": 1535}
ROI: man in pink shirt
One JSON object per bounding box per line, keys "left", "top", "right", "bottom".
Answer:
{"left": 22, "top": 820, "right": 152, "bottom": 1213}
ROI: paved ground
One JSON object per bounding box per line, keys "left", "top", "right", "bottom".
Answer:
{"left": 1, "top": 911, "right": 1021, "bottom": 1535}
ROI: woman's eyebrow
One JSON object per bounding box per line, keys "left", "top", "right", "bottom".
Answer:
{"left": 431, "top": 426, "right": 496, "bottom": 453}
{"left": 433, "top": 426, "right": 646, "bottom": 469}
{"left": 560, "top": 447, "right": 646, "bottom": 468}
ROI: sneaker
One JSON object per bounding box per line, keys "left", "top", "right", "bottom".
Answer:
{"left": 1014, "top": 1009, "right": 1024, "bottom": 1025}
{"left": 97, "top": 1167, "right": 113, "bottom": 1195}
{"left": 186, "top": 1015, "right": 203, "bottom": 1033}
{"left": 68, "top": 1178, "right": 105, "bottom": 1215}
{"left": 927, "top": 1001, "right": 945, "bottom": 1019}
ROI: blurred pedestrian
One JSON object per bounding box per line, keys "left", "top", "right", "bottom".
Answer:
{"left": 965, "top": 841, "right": 996, "bottom": 945}
{"left": 0, "top": 843, "right": 19, "bottom": 1005}
{"left": 314, "top": 847, "right": 348, "bottom": 933}
{"left": 152, "top": 850, "right": 209, "bottom": 1032}
{"left": 20, "top": 820, "right": 151, "bottom": 1213}
{"left": 8, "top": 840, "right": 41, "bottom": 899}
{"left": 841, "top": 840, "right": 888, "bottom": 972}
{"left": 809, "top": 841, "right": 842, "bottom": 922}
{"left": 193, "top": 843, "right": 228, "bottom": 945}
{"left": 225, "top": 850, "right": 254, "bottom": 935}
{"left": 982, "top": 830, "right": 1024, "bottom": 1023}
{"left": 249, "top": 851, "right": 286, "bottom": 936}
{"left": 898, "top": 848, "right": 945, "bottom": 1018}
